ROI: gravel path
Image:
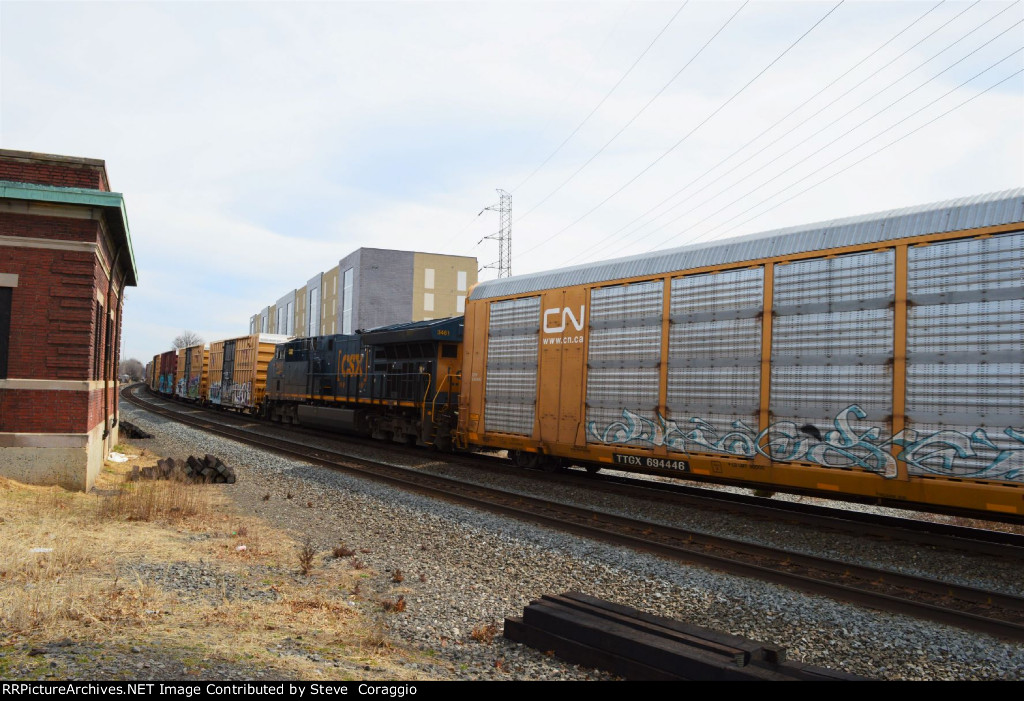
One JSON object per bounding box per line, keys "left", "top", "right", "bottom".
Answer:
{"left": 101, "top": 402, "right": 1024, "bottom": 681}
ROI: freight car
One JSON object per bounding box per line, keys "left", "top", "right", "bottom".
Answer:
{"left": 264, "top": 317, "right": 463, "bottom": 450}
{"left": 207, "top": 333, "right": 291, "bottom": 412}
{"left": 155, "top": 350, "right": 177, "bottom": 395}
{"left": 459, "top": 188, "right": 1024, "bottom": 521}
{"left": 175, "top": 343, "right": 209, "bottom": 401}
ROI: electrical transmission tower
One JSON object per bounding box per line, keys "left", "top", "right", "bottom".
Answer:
{"left": 479, "top": 189, "right": 511, "bottom": 278}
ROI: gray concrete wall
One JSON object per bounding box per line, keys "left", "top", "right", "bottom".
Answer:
{"left": 0, "top": 418, "right": 116, "bottom": 491}
{"left": 353, "top": 248, "right": 414, "bottom": 331}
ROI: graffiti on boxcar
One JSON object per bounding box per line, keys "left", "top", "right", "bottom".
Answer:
{"left": 226, "top": 381, "right": 252, "bottom": 407}
{"left": 586, "top": 405, "right": 1024, "bottom": 482}
{"left": 187, "top": 376, "right": 202, "bottom": 400}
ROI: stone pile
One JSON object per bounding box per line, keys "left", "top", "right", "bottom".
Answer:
{"left": 130, "top": 454, "right": 237, "bottom": 484}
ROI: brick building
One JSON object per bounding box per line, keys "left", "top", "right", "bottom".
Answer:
{"left": 0, "top": 149, "right": 137, "bottom": 490}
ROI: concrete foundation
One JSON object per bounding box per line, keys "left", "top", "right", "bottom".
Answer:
{"left": 0, "top": 419, "right": 118, "bottom": 491}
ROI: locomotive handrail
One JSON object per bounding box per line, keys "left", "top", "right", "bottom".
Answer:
{"left": 419, "top": 371, "right": 433, "bottom": 426}
{"left": 431, "top": 372, "right": 452, "bottom": 417}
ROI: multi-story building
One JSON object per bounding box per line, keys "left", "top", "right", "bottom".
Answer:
{"left": 0, "top": 149, "right": 137, "bottom": 490}
{"left": 251, "top": 248, "right": 476, "bottom": 338}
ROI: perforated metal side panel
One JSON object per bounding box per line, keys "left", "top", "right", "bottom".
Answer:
{"left": 906, "top": 232, "right": 1024, "bottom": 481}
{"left": 769, "top": 251, "right": 894, "bottom": 471}
{"left": 484, "top": 297, "right": 540, "bottom": 435}
{"left": 666, "top": 268, "right": 763, "bottom": 454}
{"left": 586, "top": 281, "right": 663, "bottom": 446}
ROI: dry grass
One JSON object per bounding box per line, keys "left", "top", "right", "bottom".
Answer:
{"left": 0, "top": 449, "right": 444, "bottom": 680}
{"left": 470, "top": 622, "right": 499, "bottom": 644}
{"left": 379, "top": 596, "right": 406, "bottom": 613}
{"left": 298, "top": 541, "right": 317, "bottom": 575}
{"left": 98, "top": 478, "right": 212, "bottom": 523}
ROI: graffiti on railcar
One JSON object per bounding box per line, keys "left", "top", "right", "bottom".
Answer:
{"left": 225, "top": 381, "right": 252, "bottom": 408}
{"left": 586, "top": 405, "right": 1024, "bottom": 482}
{"left": 187, "top": 376, "right": 202, "bottom": 400}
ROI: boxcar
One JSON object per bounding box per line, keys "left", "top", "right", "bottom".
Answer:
{"left": 458, "top": 189, "right": 1024, "bottom": 520}
{"left": 175, "top": 343, "right": 209, "bottom": 402}
{"left": 156, "top": 350, "right": 178, "bottom": 396}
{"left": 207, "top": 333, "right": 290, "bottom": 412}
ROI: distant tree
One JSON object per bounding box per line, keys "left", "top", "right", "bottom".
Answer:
{"left": 119, "top": 358, "right": 145, "bottom": 381}
{"left": 172, "top": 330, "right": 203, "bottom": 350}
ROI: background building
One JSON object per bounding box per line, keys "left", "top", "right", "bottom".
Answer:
{"left": 0, "top": 149, "right": 137, "bottom": 490}
{"left": 250, "top": 248, "right": 476, "bottom": 337}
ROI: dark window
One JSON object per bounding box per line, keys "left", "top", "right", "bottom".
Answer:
{"left": 0, "top": 287, "right": 10, "bottom": 379}
{"left": 93, "top": 302, "right": 104, "bottom": 380}
{"left": 105, "top": 316, "right": 114, "bottom": 380}
{"left": 441, "top": 343, "right": 458, "bottom": 358}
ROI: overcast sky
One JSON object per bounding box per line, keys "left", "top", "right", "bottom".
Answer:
{"left": 1, "top": 0, "right": 1021, "bottom": 363}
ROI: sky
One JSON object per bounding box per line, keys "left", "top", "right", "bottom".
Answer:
{"left": 1, "top": 0, "right": 1021, "bottom": 363}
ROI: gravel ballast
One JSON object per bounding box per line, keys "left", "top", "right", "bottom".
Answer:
{"left": 111, "top": 402, "right": 1024, "bottom": 681}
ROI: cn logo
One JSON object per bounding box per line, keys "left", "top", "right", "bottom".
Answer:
{"left": 543, "top": 306, "right": 585, "bottom": 334}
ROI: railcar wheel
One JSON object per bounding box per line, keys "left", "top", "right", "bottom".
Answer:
{"left": 513, "top": 450, "right": 539, "bottom": 469}
{"left": 539, "top": 456, "right": 564, "bottom": 473}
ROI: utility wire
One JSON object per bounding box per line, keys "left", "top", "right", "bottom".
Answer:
{"left": 650, "top": 49, "right": 1023, "bottom": 251}
{"left": 646, "top": 22, "right": 1023, "bottom": 250}
{"left": 563, "top": 0, "right": 953, "bottom": 265}
{"left": 584, "top": 0, "right": 1017, "bottom": 262}
{"left": 517, "top": 0, "right": 846, "bottom": 260}
{"left": 513, "top": 1, "right": 740, "bottom": 224}
{"left": 711, "top": 69, "right": 1024, "bottom": 240}
{"left": 511, "top": 2, "right": 689, "bottom": 194}
{"left": 439, "top": 2, "right": 686, "bottom": 257}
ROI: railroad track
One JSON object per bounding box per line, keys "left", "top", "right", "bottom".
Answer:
{"left": 122, "top": 385, "right": 1024, "bottom": 642}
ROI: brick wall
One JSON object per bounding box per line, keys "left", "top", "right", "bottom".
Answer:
{"left": 0, "top": 241, "right": 101, "bottom": 380}
{"left": 0, "top": 388, "right": 90, "bottom": 433}
{"left": 0, "top": 211, "right": 99, "bottom": 244}
{"left": 0, "top": 156, "right": 109, "bottom": 191}
{"left": 0, "top": 386, "right": 114, "bottom": 434}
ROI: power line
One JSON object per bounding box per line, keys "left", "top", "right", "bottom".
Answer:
{"left": 513, "top": 1, "right": 741, "bottom": 224}
{"left": 586, "top": 0, "right": 1019, "bottom": 262}
{"left": 563, "top": 0, "right": 954, "bottom": 265}
{"left": 651, "top": 48, "right": 1023, "bottom": 251}
{"left": 511, "top": 2, "right": 689, "bottom": 194}
{"left": 646, "top": 21, "right": 1024, "bottom": 250}
{"left": 584, "top": 0, "right": 1015, "bottom": 260}
{"left": 438, "top": 2, "right": 688, "bottom": 259}
{"left": 709, "top": 68, "right": 1024, "bottom": 241}
{"left": 517, "top": 0, "right": 846, "bottom": 260}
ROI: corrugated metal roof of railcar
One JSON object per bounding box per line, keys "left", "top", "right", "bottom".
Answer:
{"left": 360, "top": 316, "right": 463, "bottom": 334}
{"left": 359, "top": 316, "right": 464, "bottom": 344}
{"left": 469, "top": 188, "right": 1024, "bottom": 300}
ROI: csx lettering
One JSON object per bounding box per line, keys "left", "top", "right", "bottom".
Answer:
{"left": 339, "top": 354, "right": 363, "bottom": 376}
{"left": 543, "top": 306, "right": 585, "bottom": 334}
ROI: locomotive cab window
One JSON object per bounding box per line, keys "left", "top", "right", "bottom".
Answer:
{"left": 441, "top": 343, "right": 458, "bottom": 358}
